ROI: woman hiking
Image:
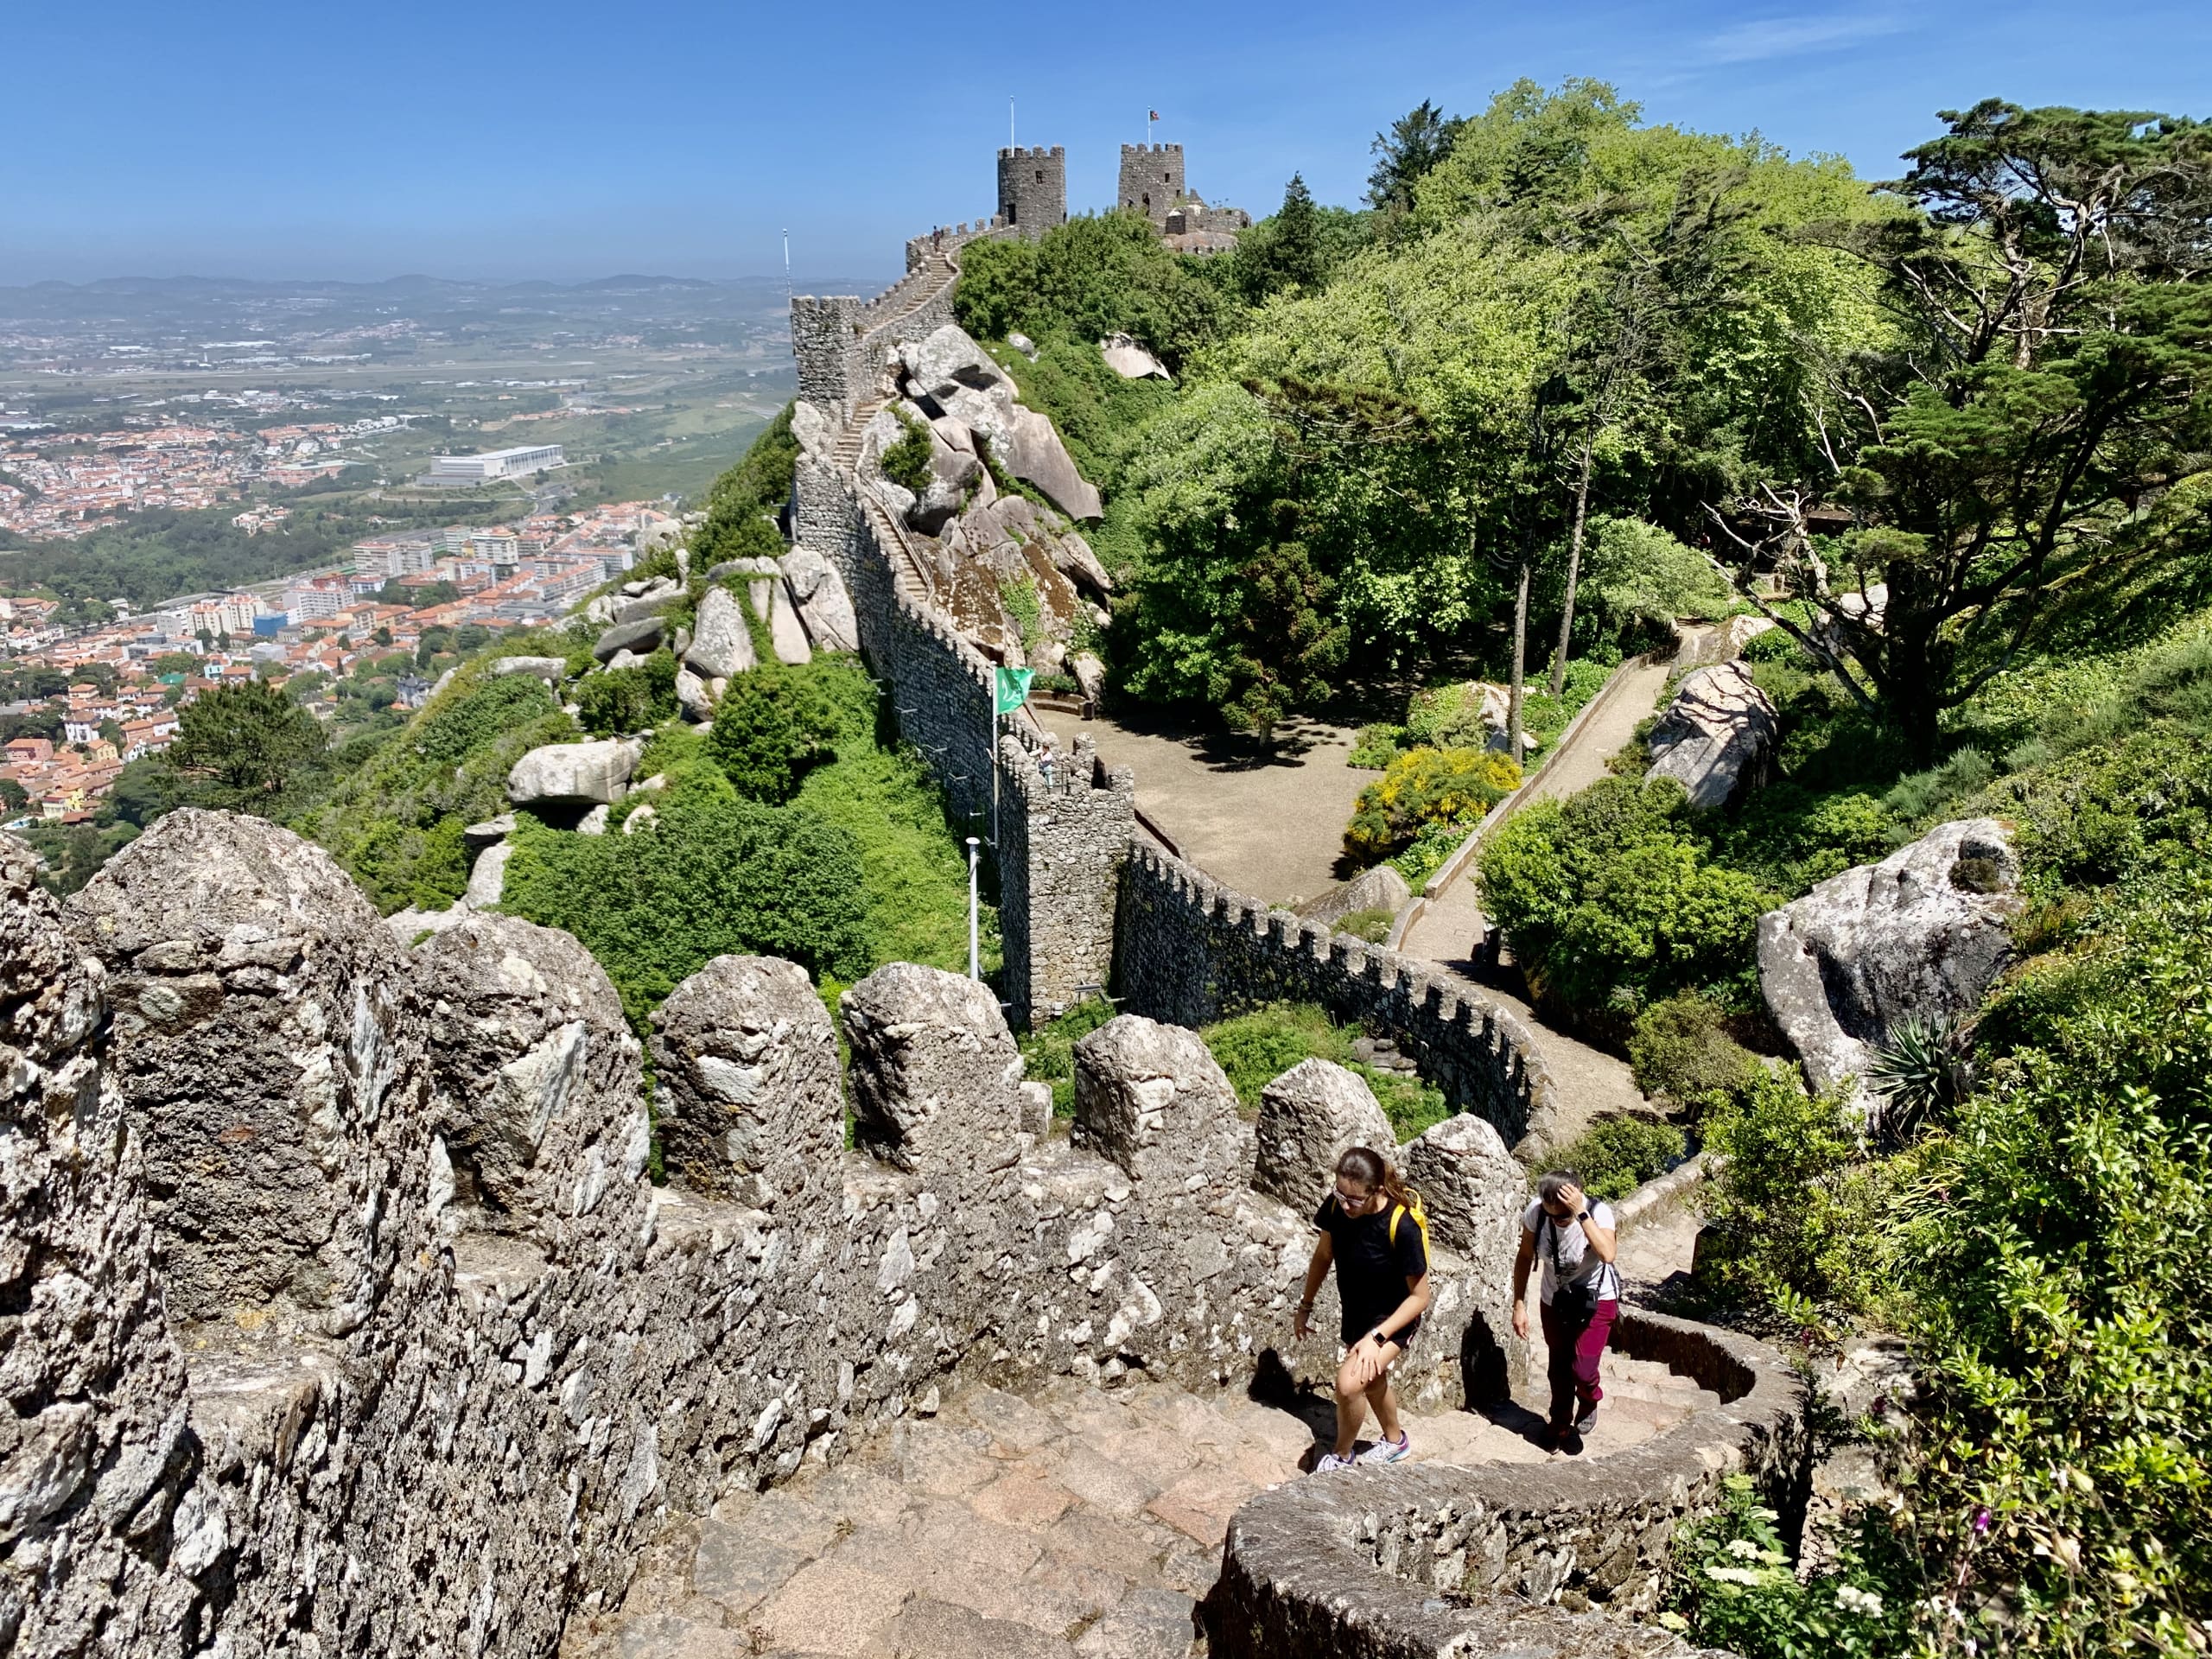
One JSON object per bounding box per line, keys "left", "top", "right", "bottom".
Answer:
{"left": 1511, "top": 1169, "right": 1620, "bottom": 1454}
{"left": 1294, "top": 1146, "right": 1433, "bottom": 1471}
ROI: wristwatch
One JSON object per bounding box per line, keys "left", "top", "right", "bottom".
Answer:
{"left": 1575, "top": 1211, "right": 1590, "bottom": 1222}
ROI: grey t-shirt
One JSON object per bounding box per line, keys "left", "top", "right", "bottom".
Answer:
{"left": 1522, "top": 1199, "right": 1621, "bottom": 1305}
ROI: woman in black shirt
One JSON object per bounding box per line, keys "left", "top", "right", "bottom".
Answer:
{"left": 1294, "top": 1147, "right": 1433, "bottom": 1471}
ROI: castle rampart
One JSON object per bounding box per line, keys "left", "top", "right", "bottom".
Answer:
{"left": 996, "top": 144, "right": 1067, "bottom": 236}
{"left": 3, "top": 810, "right": 1516, "bottom": 1658}
{"left": 1113, "top": 840, "right": 1573, "bottom": 1154}
{"left": 1119, "top": 141, "right": 1186, "bottom": 224}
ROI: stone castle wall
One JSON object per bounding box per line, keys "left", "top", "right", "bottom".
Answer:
{"left": 3, "top": 810, "right": 1512, "bottom": 1659}
{"left": 1114, "top": 842, "right": 1570, "bottom": 1154}
{"left": 997, "top": 144, "right": 1067, "bottom": 236}
{"left": 1205, "top": 1310, "right": 1806, "bottom": 1656}
{"left": 996, "top": 729, "right": 1134, "bottom": 1024}
{"left": 1120, "top": 142, "right": 1186, "bottom": 222}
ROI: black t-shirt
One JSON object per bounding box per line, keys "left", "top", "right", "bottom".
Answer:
{"left": 1315, "top": 1194, "right": 1428, "bottom": 1345}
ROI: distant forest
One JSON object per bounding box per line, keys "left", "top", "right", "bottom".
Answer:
{"left": 0, "top": 497, "right": 461, "bottom": 616}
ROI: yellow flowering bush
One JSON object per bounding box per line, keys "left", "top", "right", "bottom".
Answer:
{"left": 1343, "top": 745, "right": 1519, "bottom": 863}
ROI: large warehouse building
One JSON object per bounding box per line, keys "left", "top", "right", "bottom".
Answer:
{"left": 424, "top": 444, "right": 565, "bottom": 484}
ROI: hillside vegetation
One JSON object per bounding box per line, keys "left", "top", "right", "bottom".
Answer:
{"left": 957, "top": 83, "right": 2212, "bottom": 1656}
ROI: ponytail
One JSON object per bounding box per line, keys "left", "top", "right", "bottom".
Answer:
{"left": 1336, "top": 1146, "right": 1420, "bottom": 1216}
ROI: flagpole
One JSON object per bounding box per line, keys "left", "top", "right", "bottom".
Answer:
{"left": 966, "top": 837, "right": 982, "bottom": 980}
{"left": 990, "top": 705, "right": 1000, "bottom": 851}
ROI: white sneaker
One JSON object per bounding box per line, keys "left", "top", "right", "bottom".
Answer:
{"left": 1315, "top": 1452, "right": 1354, "bottom": 1473}
{"left": 1356, "top": 1431, "right": 1411, "bottom": 1465}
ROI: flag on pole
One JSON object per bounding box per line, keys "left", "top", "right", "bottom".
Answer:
{"left": 1148, "top": 109, "right": 1161, "bottom": 122}
{"left": 994, "top": 666, "right": 1033, "bottom": 715}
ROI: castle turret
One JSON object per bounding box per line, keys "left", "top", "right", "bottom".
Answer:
{"left": 997, "top": 145, "right": 1066, "bottom": 238}
{"left": 1119, "top": 143, "right": 1185, "bottom": 226}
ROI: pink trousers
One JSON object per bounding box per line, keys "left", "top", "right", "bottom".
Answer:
{"left": 1540, "top": 1296, "right": 1618, "bottom": 1426}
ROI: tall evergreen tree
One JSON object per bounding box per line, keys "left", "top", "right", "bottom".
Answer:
{"left": 1367, "top": 100, "right": 1465, "bottom": 210}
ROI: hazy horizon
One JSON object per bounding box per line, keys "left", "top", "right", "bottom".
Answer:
{"left": 11, "top": 0, "right": 2206, "bottom": 287}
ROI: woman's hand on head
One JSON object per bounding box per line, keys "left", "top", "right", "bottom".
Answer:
{"left": 1554, "top": 1181, "right": 1586, "bottom": 1217}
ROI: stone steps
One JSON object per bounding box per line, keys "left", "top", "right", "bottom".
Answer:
{"left": 562, "top": 1356, "right": 1723, "bottom": 1659}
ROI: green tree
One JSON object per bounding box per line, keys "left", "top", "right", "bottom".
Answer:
{"left": 501, "top": 782, "right": 871, "bottom": 1029}
{"left": 1713, "top": 100, "right": 2212, "bottom": 759}
{"left": 1237, "top": 175, "right": 1325, "bottom": 300}
{"left": 1367, "top": 99, "right": 1465, "bottom": 211}
{"left": 954, "top": 213, "right": 1228, "bottom": 368}
{"left": 157, "top": 679, "right": 329, "bottom": 817}
{"left": 706, "top": 663, "right": 839, "bottom": 801}
{"left": 695, "top": 404, "right": 798, "bottom": 570}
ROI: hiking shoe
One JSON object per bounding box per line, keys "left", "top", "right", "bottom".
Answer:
{"left": 1574, "top": 1403, "right": 1600, "bottom": 1434}
{"left": 1557, "top": 1423, "right": 1585, "bottom": 1457}
{"left": 1356, "top": 1431, "right": 1411, "bottom": 1465}
{"left": 1315, "top": 1452, "right": 1355, "bottom": 1473}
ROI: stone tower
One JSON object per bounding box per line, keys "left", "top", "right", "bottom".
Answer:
{"left": 997, "top": 145, "right": 1066, "bottom": 238}
{"left": 1119, "top": 143, "right": 1185, "bottom": 226}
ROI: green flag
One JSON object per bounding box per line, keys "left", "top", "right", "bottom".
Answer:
{"left": 994, "top": 666, "right": 1033, "bottom": 715}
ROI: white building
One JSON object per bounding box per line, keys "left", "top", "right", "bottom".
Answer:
{"left": 426, "top": 445, "right": 565, "bottom": 484}
{"left": 284, "top": 579, "right": 347, "bottom": 622}
{"left": 188, "top": 592, "right": 261, "bottom": 638}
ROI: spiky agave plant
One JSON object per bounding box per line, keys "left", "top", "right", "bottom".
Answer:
{"left": 1865, "top": 1014, "right": 1975, "bottom": 1145}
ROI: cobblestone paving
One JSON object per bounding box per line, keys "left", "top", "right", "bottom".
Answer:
{"left": 563, "top": 1344, "right": 1719, "bottom": 1659}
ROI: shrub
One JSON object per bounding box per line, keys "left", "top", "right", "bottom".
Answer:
{"left": 1344, "top": 746, "right": 1519, "bottom": 863}
{"left": 1881, "top": 746, "right": 1993, "bottom": 823}
{"left": 1662, "top": 1474, "right": 1920, "bottom": 1659}
{"left": 694, "top": 404, "right": 798, "bottom": 569}
{"left": 573, "top": 652, "right": 678, "bottom": 737}
{"left": 1197, "top": 1002, "right": 1447, "bottom": 1140}
{"left": 706, "top": 663, "right": 840, "bottom": 803}
{"left": 1347, "top": 723, "right": 1408, "bottom": 770}
{"left": 1862, "top": 1014, "right": 1974, "bottom": 1145}
{"left": 1546, "top": 1116, "right": 1687, "bottom": 1201}
{"left": 1404, "top": 682, "right": 1501, "bottom": 750}
{"left": 1739, "top": 626, "right": 1806, "bottom": 665}
{"left": 1337, "top": 906, "right": 1395, "bottom": 944}
{"left": 1886, "top": 875, "right": 2212, "bottom": 1650}
{"left": 1478, "top": 778, "right": 1775, "bottom": 1014}
{"left": 1628, "top": 994, "right": 1759, "bottom": 1105}
{"left": 1698, "top": 1071, "right": 1889, "bottom": 1332}
{"left": 1017, "top": 996, "right": 1117, "bottom": 1118}
{"left": 499, "top": 780, "right": 871, "bottom": 1030}
{"left": 879, "top": 412, "right": 935, "bottom": 496}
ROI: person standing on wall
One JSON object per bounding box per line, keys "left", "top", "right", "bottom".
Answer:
{"left": 1510, "top": 1170, "right": 1619, "bottom": 1454}
{"left": 1294, "top": 1147, "right": 1433, "bottom": 1471}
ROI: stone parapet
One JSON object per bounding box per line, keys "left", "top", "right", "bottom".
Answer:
{"left": 1204, "top": 1309, "right": 1806, "bottom": 1657}
{"left": 14, "top": 813, "right": 1524, "bottom": 1659}
{"left": 1115, "top": 841, "right": 1570, "bottom": 1154}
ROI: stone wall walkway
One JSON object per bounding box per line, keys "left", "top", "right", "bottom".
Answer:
{"left": 563, "top": 1351, "right": 1719, "bottom": 1659}
{"left": 1397, "top": 644, "right": 1706, "bottom": 1155}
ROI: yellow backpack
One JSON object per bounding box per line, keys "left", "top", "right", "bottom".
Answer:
{"left": 1387, "top": 1192, "right": 1430, "bottom": 1260}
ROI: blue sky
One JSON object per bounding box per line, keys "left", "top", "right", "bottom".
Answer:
{"left": 7, "top": 0, "right": 2204, "bottom": 285}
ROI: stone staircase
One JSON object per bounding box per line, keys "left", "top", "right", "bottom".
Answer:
{"left": 561, "top": 1347, "right": 1722, "bottom": 1659}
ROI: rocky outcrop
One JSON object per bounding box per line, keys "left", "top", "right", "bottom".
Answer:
{"left": 506, "top": 737, "right": 641, "bottom": 809}
{"left": 764, "top": 578, "right": 812, "bottom": 665}
{"left": 593, "top": 615, "right": 665, "bottom": 662}
{"left": 1758, "top": 817, "right": 2021, "bottom": 1105}
{"left": 461, "top": 837, "right": 511, "bottom": 907}
{"left": 1299, "top": 863, "right": 1411, "bottom": 931}
{"left": 780, "top": 546, "right": 860, "bottom": 652}
{"left": 1071, "top": 1014, "right": 1249, "bottom": 1189}
{"left": 675, "top": 665, "right": 715, "bottom": 722}
{"left": 1251, "top": 1059, "right": 1395, "bottom": 1208}
{"left": 0, "top": 835, "right": 197, "bottom": 1659}
{"left": 1002, "top": 405, "right": 1102, "bottom": 521}
{"left": 414, "top": 913, "right": 645, "bottom": 1236}
{"left": 841, "top": 962, "right": 1025, "bottom": 1174}
{"left": 651, "top": 955, "right": 842, "bottom": 1205}
{"left": 67, "top": 809, "right": 429, "bottom": 1331}
{"left": 683, "top": 584, "right": 756, "bottom": 680}
{"left": 1071, "top": 651, "right": 1106, "bottom": 702}
{"left": 491, "top": 655, "right": 569, "bottom": 683}
{"left": 1645, "top": 661, "right": 1778, "bottom": 810}
{"left": 1100, "top": 333, "right": 1171, "bottom": 380}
